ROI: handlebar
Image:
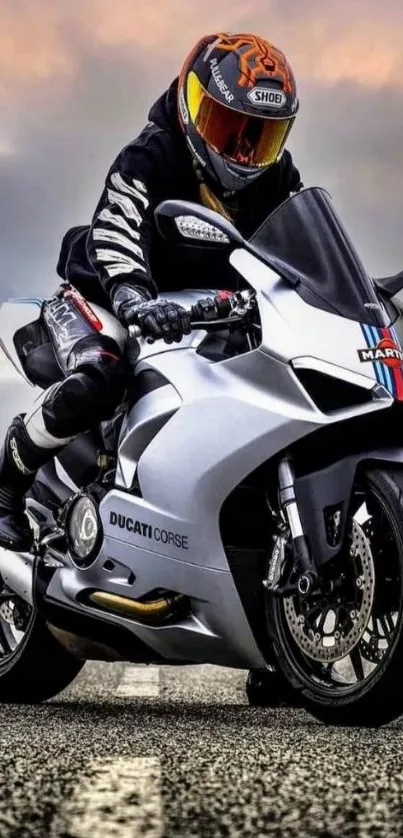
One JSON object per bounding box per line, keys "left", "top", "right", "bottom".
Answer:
{"left": 128, "top": 290, "right": 255, "bottom": 341}
{"left": 128, "top": 323, "right": 146, "bottom": 339}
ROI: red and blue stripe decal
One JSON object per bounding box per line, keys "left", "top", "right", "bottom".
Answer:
{"left": 360, "top": 324, "right": 403, "bottom": 400}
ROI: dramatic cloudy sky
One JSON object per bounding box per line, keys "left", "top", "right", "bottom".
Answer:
{"left": 1, "top": 0, "right": 403, "bottom": 300}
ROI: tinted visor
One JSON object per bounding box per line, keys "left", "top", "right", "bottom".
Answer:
{"left": 187, "top": 71, "right": 293, "bottom": 168}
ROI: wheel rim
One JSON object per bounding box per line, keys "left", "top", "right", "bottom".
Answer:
{"left": 284, "top": 519, "right": 375, "bottom": 662}
{"left": 0, "top": 592, "right": 32, "bottom": 660}
{"left": 275, "top": 480, "right": 403, "bottom": 695}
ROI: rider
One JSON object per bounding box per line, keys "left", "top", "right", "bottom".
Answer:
{"left": 0, "top": 32, "right": 302, "bottom": 551}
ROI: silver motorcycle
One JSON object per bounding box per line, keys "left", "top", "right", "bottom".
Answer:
{"left": 1, "top": 186, "right": 403, "bottom": 726}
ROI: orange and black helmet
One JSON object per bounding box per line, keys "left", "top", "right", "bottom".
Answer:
{"left": 178, "top": 33, "right": 299, "bottom": 192}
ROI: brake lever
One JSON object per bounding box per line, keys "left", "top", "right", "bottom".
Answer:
{"left": 128, "top": 290, "right": 255, "bottom": 341}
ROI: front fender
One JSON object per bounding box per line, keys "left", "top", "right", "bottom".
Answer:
{"left": 295, "top": 447, "right": 403, "bottom": 567}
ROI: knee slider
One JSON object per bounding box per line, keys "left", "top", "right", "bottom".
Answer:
{"left": 68, "top": 333, "right": 125, "bottom": 413}
{"left": 42, "top": 344, "right": 125, "bottom": 437}
{"left": 66, "top": 334, "right": 123, "bottom": 378}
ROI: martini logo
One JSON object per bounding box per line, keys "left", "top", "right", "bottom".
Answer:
{"left": 247, "top": 87, "right": 286, "bottom": 107}
{"left": 358, "top": 337, "right": 403, "bottom": 368}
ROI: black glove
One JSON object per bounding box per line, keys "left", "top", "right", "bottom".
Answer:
{"left": 112, "top": 284, "right": 191, "bottom": 344}
{"left": 111, "top": 284, "right": 152, "bottom": 326}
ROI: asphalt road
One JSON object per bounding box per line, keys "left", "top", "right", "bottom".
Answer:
{"left": 0, "top": 662, "right": 402, "bottom": 837}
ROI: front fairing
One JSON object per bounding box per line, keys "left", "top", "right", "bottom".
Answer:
{"left": 230, "top": 247, "right": 403, "bottom": 402}
{"left": 227, "top": 187, "right": 403, "bottom": 401}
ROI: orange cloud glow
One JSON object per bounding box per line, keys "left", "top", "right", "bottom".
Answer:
{"left": 0, "top": 3, "right": 76, "bottom": 90}
{"left": 0, "top": 0, "right": 402, "bottom": 102}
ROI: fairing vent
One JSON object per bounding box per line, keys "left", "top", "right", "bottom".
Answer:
{"left": 294, "top": 368, "right": 374, "bottom": 414}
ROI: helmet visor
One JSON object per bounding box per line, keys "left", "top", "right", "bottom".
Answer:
{"left": 187, "top": 71, "right": 294, "bottom": 168}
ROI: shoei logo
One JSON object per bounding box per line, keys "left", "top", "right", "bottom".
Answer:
{"left": 358, "top": 338, "right": 403, "bottom": 368}
{"left": 247, "top": 87, "right": 287, "bottom": 107}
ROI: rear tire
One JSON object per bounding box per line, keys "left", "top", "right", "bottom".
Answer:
{"left": 268, "top": 468, "right": 403, "bottom": 726}
{"left": 0, "top": 606, "right": 84, "bottom": 703}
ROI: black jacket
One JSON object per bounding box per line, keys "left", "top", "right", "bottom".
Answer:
{"left": 59, "top": 80, "right": 302, "bottom": 307}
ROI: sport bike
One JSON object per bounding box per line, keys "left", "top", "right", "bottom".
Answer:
{"left": 1, "top": 186, "right": 403, "bottom": 726}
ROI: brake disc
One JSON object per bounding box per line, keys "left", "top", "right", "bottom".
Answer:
{"left": 283, "top": 520, "right": 375, "bottom": 663}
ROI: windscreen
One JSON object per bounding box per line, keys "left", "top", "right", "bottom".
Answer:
{"left": 250, "top": 187, "right": 387, "bottom": 327}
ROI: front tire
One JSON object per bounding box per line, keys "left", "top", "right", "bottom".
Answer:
{"left": 268, "top": 467, "right": 403, "bottom": 726}
{"left": 0, "top": 596, "right": 84, "bottom": 703}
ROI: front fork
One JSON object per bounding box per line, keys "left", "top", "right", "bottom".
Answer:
{"left": 266, "top": 456, "right": 319, "bottom": 596}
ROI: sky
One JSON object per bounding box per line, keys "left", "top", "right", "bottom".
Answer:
{"left": 1, "top": 0, "right": 403, "bottom": 301}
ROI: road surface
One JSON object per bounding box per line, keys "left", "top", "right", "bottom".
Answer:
{"left": 0, "top": 662, "right": 402, "bottom": 837}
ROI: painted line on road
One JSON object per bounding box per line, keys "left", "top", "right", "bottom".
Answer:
{"left": 52, "top": 757, "right": 163, "bottom": 838}
{"left": 117, "top": 664, "right": 160, "bottom": 698}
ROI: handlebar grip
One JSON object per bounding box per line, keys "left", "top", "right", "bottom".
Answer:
{"left": 128, "top": 324, "right": 142, "bottom": 339}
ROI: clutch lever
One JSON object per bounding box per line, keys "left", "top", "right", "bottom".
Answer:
{"left": 128, "top": 313, "right": 245, "bottom": 341}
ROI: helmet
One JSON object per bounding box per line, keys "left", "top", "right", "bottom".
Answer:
{"left": 178, "top": 33, "right": 299, "bottom": 193}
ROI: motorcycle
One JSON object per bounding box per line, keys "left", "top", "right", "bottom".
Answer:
{"left": 1, "top": 186, "right": 403, "bottom": 725}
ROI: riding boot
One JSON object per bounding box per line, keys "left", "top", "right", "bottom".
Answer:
{"left": 0, "top": 415, "right": 59, "bottom": 551}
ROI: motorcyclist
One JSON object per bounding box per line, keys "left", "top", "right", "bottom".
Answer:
{"left": 0, "top": 32, "right": 302, "bottom": 551}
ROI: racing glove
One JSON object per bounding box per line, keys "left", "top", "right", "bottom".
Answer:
{"left": 112, "top": 284, "right": 191, "bottom": 344}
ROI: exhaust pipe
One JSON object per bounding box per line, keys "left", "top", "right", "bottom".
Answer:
{"left": 88, "top": 590, "right": 187, "bottom": 624}
{"left": 0, "top": 547, "right": 34, "bottom": 605}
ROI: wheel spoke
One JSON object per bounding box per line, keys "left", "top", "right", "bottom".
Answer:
{"left": 317, "top": 663, "right": 333, "bottom": 684}
{"left": 353, "top": 500, "right": 371, "bottom": 526}
{"left": 0, "top": 617, "right": 13, "bottom": 657}
{"left": 317, "top": 607, "right": 330, "bottom": 633}
{"left": 349, "top": 646, "right": 365, "bottom": 682}
{"left": 379, "top": 615, "right": 392, "bottom": 642}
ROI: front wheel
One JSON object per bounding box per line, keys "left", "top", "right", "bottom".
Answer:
{"left": 267, "top": 467, "right": 403, "bottom": 726}
{"left": 0, "top": 590, "right": 84, "bottom": 702}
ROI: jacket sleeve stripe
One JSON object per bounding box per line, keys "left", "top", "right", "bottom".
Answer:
{"left": 99, "top": 261, "right": 145, "bottom": 278}
{"left": 110, "top": 172, "right": 149, "bottom": 209}
{"left": 97, "top": 208, "right": 141, "bottom": 240}
{"left": 92, "top": 228, "right": 144, "bottom": 261}
{"left": 106, "top": 189, "right": 143, "bottom": 225}
{"left": 95, "top": 248, "right": 147, "bottom": 277}
{"left": 132, "top": 178, "right": 147, "bottom": 194}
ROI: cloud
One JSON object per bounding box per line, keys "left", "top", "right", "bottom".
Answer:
{"left": 0, "top": 0, "right": 255, "bottom": 101}
{"left": 289, "top": 78, "right": 403, "bottom": 274}
{"left": 0, "top": 1, "right": 76, "bottom": 97}
{"left": 266, "top": 0, "right": 403, "bottom": 86}
{"left": 1, "top": 0, "right": 403, "bottom": 301}
{"left": 1, "top": 0, "right": 403, "bottom": 96}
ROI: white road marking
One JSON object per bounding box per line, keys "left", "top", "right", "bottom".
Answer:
{"left": 117, "top": 664, "right": 160, "bottom": 698}
{"left": 52, "top": 757, "right": 163, "bottom": 838}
